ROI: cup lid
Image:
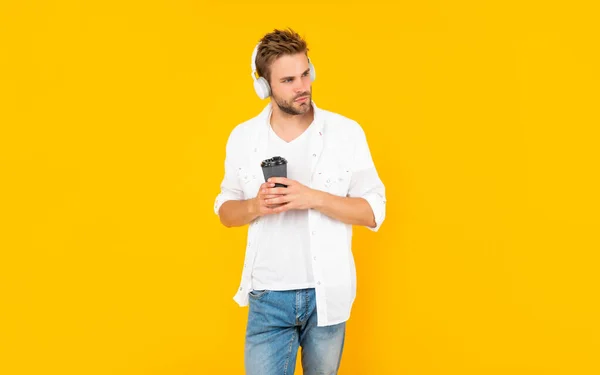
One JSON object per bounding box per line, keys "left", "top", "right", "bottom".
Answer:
{"left": 261, "top": 156, "right": 287, "bottom": 167}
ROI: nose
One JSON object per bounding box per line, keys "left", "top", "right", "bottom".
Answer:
{"left": 294, "top": 77, "right": 310, "bottom": 93}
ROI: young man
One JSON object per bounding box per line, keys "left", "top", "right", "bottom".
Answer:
{"left": 214, "top": 28, "right": 386, "bottom": 375}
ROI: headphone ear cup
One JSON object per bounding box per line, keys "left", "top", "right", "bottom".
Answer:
{"left": 254, "top": 77, "right": 270, "bottom": 100}
{"left": 309, "top": 62, "right": 316, "bottom": 82}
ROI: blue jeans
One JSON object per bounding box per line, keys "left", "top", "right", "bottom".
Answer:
{"left": 245, "top": 288, "right": 346, "bottom": 375}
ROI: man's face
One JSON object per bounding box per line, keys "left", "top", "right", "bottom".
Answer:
{"left": 268, "top": 53, "right": 312, "bottom": 115}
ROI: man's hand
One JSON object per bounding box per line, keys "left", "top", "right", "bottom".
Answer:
{"left": 263, "top": 177, "right": 324, "bottom": 213}
{"left": 252, "top": 181, "right": 286, "bottom": 217}
{"left": 259, "top": 176, "right": 377, "bottom": 228}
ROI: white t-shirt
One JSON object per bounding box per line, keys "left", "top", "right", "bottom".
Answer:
{"left": 251, "top": 114, "right": 316, "bottom": 291}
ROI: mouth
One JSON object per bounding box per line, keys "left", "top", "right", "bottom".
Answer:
{"left": 295, "top": 96, "right": 309, "bottom": 103}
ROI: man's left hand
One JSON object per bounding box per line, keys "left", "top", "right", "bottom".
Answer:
{"left": 263, "top": 177, "right": 323, "bottom": 213}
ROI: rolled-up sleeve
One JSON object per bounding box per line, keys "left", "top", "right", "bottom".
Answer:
{"left": 214, "top": 130, "right": 244, "bottom": 216}
{"left": 347, "top": 122, "right": 386, "bottom": 232}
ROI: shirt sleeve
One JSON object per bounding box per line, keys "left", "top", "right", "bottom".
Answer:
{"left": 346, "top": 122, "right": 386, "bottom": 232}
{"left": 214, "top": 130, "right": 245, "bottom": 216}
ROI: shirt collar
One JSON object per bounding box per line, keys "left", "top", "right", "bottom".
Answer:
{"left": 258, "top": 100, "right": 324, "bottom": 135}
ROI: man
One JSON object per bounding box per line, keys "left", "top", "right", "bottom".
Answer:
{"left": 214, "top": 28, "right": 386, "bottom": 375}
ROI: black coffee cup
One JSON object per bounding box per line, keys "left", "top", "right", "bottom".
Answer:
{"left": 261, "top": 156, "right": 288, "bottom": 188}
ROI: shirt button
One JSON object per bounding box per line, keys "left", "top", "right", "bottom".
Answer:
{"left": 239, "top": 287, "right": 243, "bottom": 291}
{"left": 317, "top": 281, "right": 321, "bottom": 285}
{"left": 313, "top": 256, "right": 317, "bottom": 261}
{"left": 311, "top": 230, "right": 316, "bottom": 235}
{"left": 312, "top": 153, "right": 316, "bottom": 157}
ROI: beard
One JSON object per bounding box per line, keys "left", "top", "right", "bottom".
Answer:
{"left": 272, "top": 90, "right": 312, "bottom": 116}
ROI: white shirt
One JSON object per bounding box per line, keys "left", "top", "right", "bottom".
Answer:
{"left": 214, "top": 101, "right": 386, "bottom": 327}
{"left": 252, "top": 111, "right": 315, "bottom": 291}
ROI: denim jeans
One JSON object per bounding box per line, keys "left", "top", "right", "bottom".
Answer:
{"left": 245, "top": 288, "right": 346, "bottom": 375}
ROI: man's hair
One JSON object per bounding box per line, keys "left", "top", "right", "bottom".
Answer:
{"left": 255, "top": 28, "right": 309, "bottom": 84}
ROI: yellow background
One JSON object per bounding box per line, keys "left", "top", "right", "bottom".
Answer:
{"left": 1, "top": 1, "right": 599, "bottom": 374}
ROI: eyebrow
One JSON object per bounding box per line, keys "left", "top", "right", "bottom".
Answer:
{"left": 280, "top": 68, "right": 311, "bottom": 81}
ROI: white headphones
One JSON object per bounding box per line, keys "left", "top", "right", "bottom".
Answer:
{"left": 250, "top": 42, "right": 316, "bottom": 100}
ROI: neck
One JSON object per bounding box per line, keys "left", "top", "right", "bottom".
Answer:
{"left": 270, "top": 102, "right": 314, "bottom": 133}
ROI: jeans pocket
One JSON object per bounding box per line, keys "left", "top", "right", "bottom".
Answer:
{"left": 248, "top": 289, "right": 270, "bottom": 299}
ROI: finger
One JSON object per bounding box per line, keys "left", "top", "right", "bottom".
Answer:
{"left": 263, "top": 194, "right": 284, "bottom": 199}
{"left": 273, "top": 196, "right": 297, "bottom": 207}
{"left": 272, "top": 202, "right": 292, "bottom": 213}
{"left": 267, "top": 177, "right": 292, "bottom": 186}
{"left": 265, "top": 187, "right": 289, "bottom": 195}
{"left": 265, "top": 195, "right": 291, "bottom": 205}
{"left": 260, "top": 182, "right": 275, "bottom": 189}
{"left": 260, "top": 196, "right": 285, "bottom": 207}
{"left": 264, "top": 202, "right": 285, "bottom": 211}
{"left": 258, "top": 190, "right": 284, "bottom": 198}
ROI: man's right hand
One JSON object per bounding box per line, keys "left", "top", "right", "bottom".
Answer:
{"left": 218, "top": 182, "right": 286, "bottom": 227}
{"left": 252, "top": 181, "right": 285, "bottom": 217}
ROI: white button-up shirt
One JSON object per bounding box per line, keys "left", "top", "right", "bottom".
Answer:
{"left": 214, "top": 101, "right": 386, "bottom": 327}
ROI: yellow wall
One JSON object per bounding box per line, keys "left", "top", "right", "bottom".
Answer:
{"left": 1, "top": 1, "right": 599, "bottom": 374}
